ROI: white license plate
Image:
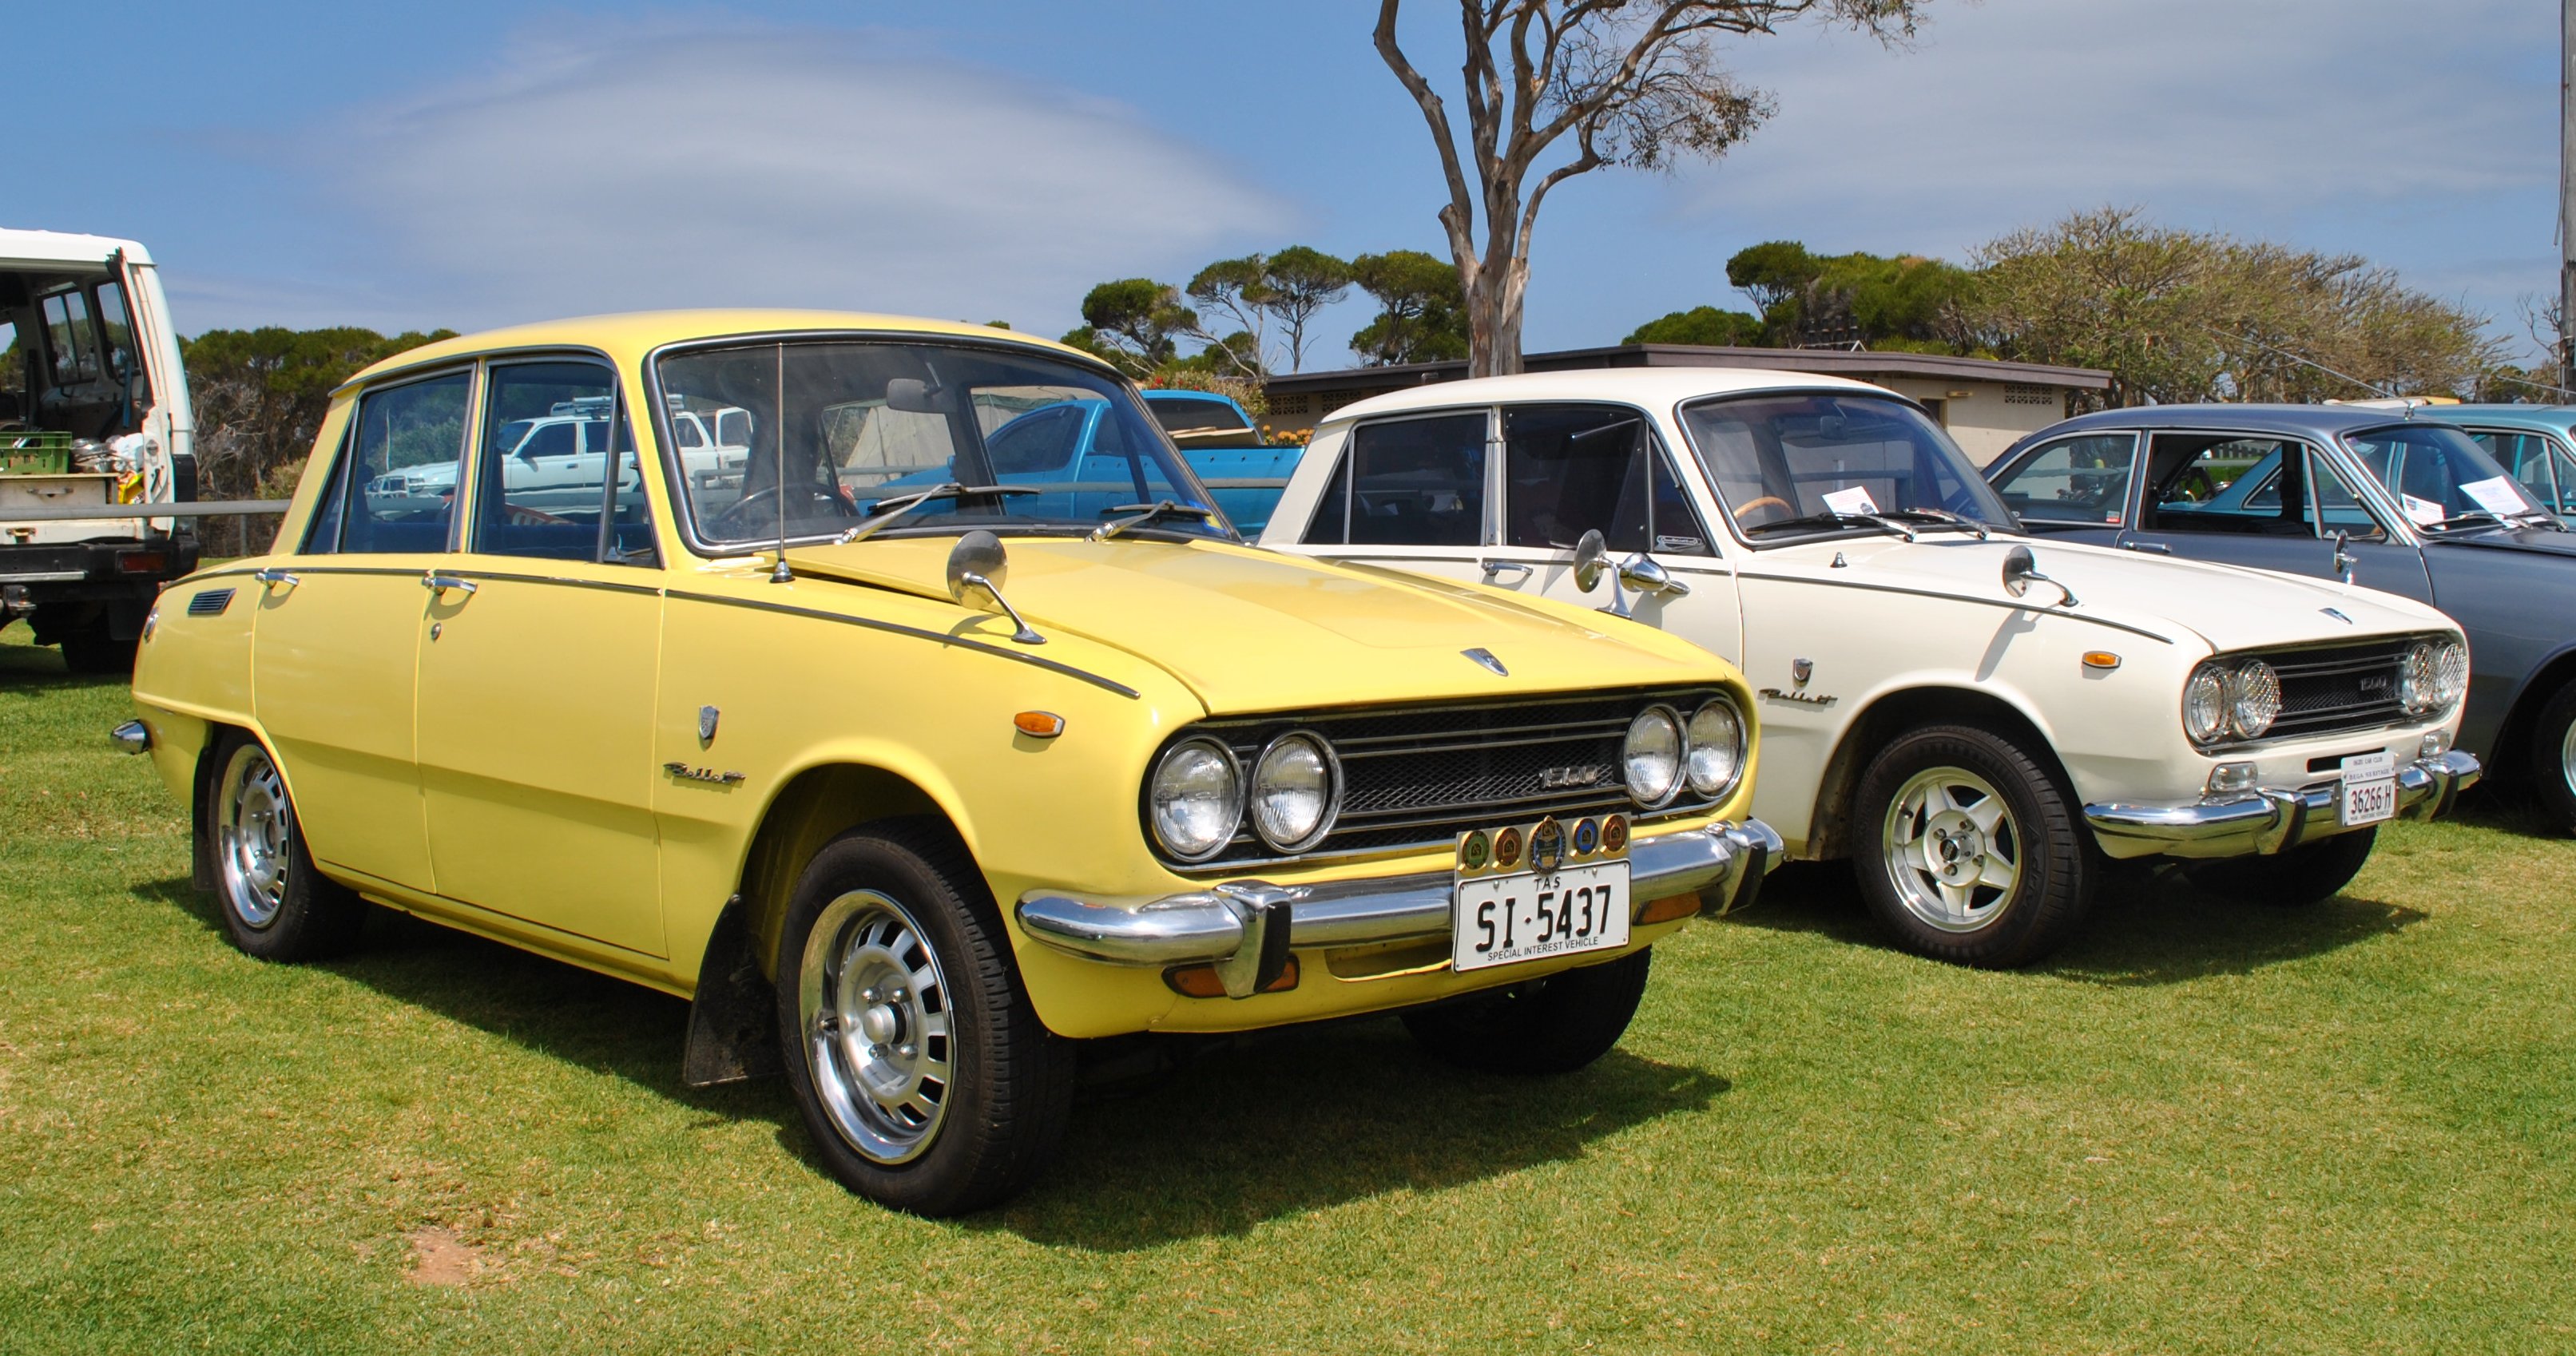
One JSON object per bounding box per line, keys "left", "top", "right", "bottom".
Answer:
{"left": 2340, "top": 750, "right": 2396, "bottom": 827}
{"left": 1452, "top": 861, "right": 1630, "bottom": 973}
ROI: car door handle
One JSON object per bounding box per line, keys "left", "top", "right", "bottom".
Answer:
{"left": 252, "top": 568, "right": 300, "bottom": 589}
{"left": 421, "top": 572, "right": 478, "bottom": 596}
{"left": 1479, "top": 558, "right": 1532, "bottom": 584}
{"left": 2119, "top": 541, "right": 2173, "bottom": 556}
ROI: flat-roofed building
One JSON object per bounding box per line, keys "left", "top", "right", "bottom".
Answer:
{"left": 1259, "top": 344, "right": 2111, "bottom": 466}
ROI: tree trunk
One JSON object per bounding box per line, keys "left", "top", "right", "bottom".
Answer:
{"left": 1464, "top": 256, "right": 1530, "bottom": 377}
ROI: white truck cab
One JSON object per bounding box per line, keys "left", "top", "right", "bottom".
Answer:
{"left": 1, "top": 228, "right": 197, "bottom": 671}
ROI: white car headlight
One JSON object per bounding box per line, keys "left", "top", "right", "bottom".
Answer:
{"left": 2184, "top": 664, "right": 2231, "bottom": 746}
{"left": 1149, "top": 738, "right": 1242, "bottom": 861}
{"left": 2433, "top": 639, "right": 2468, "bottom": 711}
{"left": 1683, "top": 697, "right": 1747, "bottom": 800}
{"left": 1248, "top": 732, "right": 1337, "bottom": 852}
{"left": 2401, "top": 641, "right": 2436, "bottom": 714}
{"left": 2230, "top": 660, "right": 2280, "bottom": 739}
{"left": 1624, "top": 706, "right": 1684, "bottom": 807}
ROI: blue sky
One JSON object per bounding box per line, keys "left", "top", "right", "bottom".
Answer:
{"left": 31, "top": 0, "right": 2560, "bottom": 367}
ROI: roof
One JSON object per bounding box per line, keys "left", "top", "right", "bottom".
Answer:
{"left": 345, "top": 309, "right": 1095, "bottom": 390}
{"left": 2409, "top": 403, "right": 2576, "bottom": 432}
{"left": 1264, "top": 343, "right": 2110, "bottom": 396}
{"left": 1316, "top": 366, "right": 1895, "bottom": 426}
{"left": 0, "top": 228, "right": 153, "bottom": 270}
{"left": 2027, "top": 402, "right": 2430, "bottom": 442}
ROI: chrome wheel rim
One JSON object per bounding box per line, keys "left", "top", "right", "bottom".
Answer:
{"left": 797, "top": 890, "right": 955, "bottom": 1164}
{"left": 1882, "top": 766, "right": 2022, "bottom": 934}
{"left": 216, "top": 744, "right": 293, "bottom": 930}
{"left": 2561, "top": 719, "right": 2576, "bottom": 800}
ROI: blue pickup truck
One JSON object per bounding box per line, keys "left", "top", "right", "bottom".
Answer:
{"left": 874, "top": 388, "right": 1295, "bottom": 536}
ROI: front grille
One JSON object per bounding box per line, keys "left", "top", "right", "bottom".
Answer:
{"left": 2229, "top": 636, "right": 2421, "bottom": 744}
{"left": 1155, "top": 688, "right": 1727, "bottom": 870}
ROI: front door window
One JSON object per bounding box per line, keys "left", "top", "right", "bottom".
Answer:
{"left": 1500, "top": 402, "right": 1710, "bottom": 555}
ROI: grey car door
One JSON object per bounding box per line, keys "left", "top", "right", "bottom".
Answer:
{"left": 2115, "top": 433, "right": 2433, "bottom": 602}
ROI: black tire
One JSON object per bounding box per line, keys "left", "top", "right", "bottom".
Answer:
{"left": 1850, "top": 724, "right": 2092, "bottom": 969}
{"left": 773, "top": 820, "right": 1074, "bottom": 1216}
{"left": 2186, "top": 827, "right": 2377, "bottom": 906}
{"left": 2529, "top": 680, "right": 2576, "bottom": 835}
{"left": 1400, "top": 948, "right": 1651, "bottom": 1074}
{"left": 204, "top": 732, "right": 366, "bottom": 961}
{"left": 60, "top": 621, "right": 137, "bottom": 675}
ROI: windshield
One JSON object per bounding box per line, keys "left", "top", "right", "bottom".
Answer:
{"left": 655, "top": 339, "right": 1228, "bottom": 549}
{"left": 2343, "top": 424, "right": 2550, "bottom": 528}
{"left": 1676, "top": 392, "right": 2015, "bottom": 538}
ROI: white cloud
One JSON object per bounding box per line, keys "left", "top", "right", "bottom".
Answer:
{"left": 1669, "top": 0, "right": 2551, "bottom": 256}
{"left": 298, "top": 22, "right": 1280, "bottom": 335}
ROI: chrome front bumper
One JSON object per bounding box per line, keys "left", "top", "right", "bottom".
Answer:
{"left": 2084, "top": 751, "right": 2480, "bottom": 861}
{"left": 1015, "top": 819, "right": 1784, "bottom": 997}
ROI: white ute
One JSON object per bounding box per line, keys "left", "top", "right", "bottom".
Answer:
{"left": 1261, "top": 368, "right": 2482, "bottom": 966}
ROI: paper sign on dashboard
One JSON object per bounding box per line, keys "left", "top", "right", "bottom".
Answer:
{"left": 2458, "top": 476, "right": 2529, "bottom": 518}
{"left": 2402, "top": 493, "right": 2446, "bottom": 525}
{"left": 1822, "top": 486, "right": 1880, "bottom": 516}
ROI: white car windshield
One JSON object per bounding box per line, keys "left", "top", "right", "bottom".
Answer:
{"left": 1677, "top": 392, "right": 2017, "bottom": 540}
{"left": 655, "top": 339, "right": 1230, "bottom": 549}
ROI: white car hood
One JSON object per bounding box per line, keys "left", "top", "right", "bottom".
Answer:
{"left": 1752, "top": 533, "right": 2455, "bottom": 653}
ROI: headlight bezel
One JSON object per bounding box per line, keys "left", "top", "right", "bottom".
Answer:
{"left": 1624, "top": 704, "right": 1686, "bottom": 808}
{"left": 1146, "top": 736, "right": 1246, "bottom": 863}
{"left": 2183, "top": 663, "right": 2232, "bottom": 747}
{"left": 1247, "top": 730, "right": 1341, "bottom": 854}
{"left": 2229, "top": 659, "right": 2280, "bottom": 740}
{"left": 1681, "top": 696, "right": 1748, "bottom": 802}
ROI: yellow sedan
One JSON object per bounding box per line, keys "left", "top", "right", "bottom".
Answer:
{"left": 117, "top": 311, "right": 1780, "bottom": 1214}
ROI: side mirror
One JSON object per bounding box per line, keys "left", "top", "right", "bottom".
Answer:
{"left": 1618, "top": 554, "right": 1690, "bottom": 599}
{"left": 2001, "top": 544, "right": 2078, "bottom": 608}
{"left": 946, "top": 530, "right": 1045, "bottom": 644}
{"left": 1571, "top": 529, "right": 1608, "bottom": 593}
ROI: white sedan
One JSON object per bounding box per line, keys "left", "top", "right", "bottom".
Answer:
{"left": 1260, "top": 368, "right": 2480, "bottom": 966}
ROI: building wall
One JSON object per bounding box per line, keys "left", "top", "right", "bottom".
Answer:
{"left": 1869, "top": 377, "right": 2072, "bottom": 466}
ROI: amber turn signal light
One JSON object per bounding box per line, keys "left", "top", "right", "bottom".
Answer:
{"left": 2082, "top": 652, "right": 2121, "bottom": 671}
{"left": 1014, "top": 711, "right": 1066, "bottom": 738}
{"left": 1635, "top": 893, "right": 1701, "bottom": 925}
{"left": 1162, "top": 955, "right": 1300, "bottom": 998}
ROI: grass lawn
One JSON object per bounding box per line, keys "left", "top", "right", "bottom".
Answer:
{"left": 3, "top": 622, "right": 2573, "bottom": 1354}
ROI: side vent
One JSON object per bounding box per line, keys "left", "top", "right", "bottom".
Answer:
{"left": 186, "top": 589, "right": 236, "bottom": 617}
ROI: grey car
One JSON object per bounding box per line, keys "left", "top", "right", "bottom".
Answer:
{"left": 1987, "top": 404, "right": 2576, "bottom": 832}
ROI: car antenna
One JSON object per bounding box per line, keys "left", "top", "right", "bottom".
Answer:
{"left": 770, "top": 342, "right": 793, "bottom": 584}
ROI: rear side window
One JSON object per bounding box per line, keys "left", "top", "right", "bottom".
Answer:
{"left": 1992, "top": 433, "right": 2137, "bottom": 526}
{"left": 1301, "top": 412, "right": 1488, "bottom": 546}
{"left": 312, "top": 371, "right": 470, "bottom": 554}
{"left": 40, "top": 291, "right": 101, "bottom": 386}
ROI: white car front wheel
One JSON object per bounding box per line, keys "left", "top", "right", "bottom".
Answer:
{"left": 1852, "top": 724, "right": 2092, "bottom": 968}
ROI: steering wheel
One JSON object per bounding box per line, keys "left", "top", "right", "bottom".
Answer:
{"left": 1732, "top": 495, "right": 1792, "bottom": 521}
{"left": 708, "top": 484, "right": 859, "bottom": 537}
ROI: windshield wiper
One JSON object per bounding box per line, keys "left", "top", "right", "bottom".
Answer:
{"left": 1742, "top": 510, "right": 1918, "bottom": 541}
{"left": 1879, "top": 507, "right": 1991, "bottom": 539}
{"left": 2418, "top": 509, "right": 2506, "bottom": 534}
{"left": 1091, "top": 500, "right": 1222, "bottom": 541}
{"left": 833, "top": 482, "right": 1038, "bottom": 545}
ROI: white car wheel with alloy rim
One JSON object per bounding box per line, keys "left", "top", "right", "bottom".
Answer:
{"left": 1880, "top": 765, "right": 2023, "bottom": 933}
{"left": 1850, "top": 723, "right": 2092, "bottom": 969}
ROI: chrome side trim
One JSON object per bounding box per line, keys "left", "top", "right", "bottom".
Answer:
{"left": 2083, "top": 751, "right": 2480, "bottom": 860}
{"left": 110, "top": 720, "right": 151, "bottom": 755}
{"left": 664, "top": 589, "right": 1141, "bottom": 698}
{"left": 1014, "top": 818, "right": 1778, "bottom": 980}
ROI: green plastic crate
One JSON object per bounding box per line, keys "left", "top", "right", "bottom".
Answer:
{"left": 1, "top": 431, "right": 73, "bottom": 475}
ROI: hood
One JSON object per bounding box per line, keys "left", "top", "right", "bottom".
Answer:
{"left": 783, "top": 535, "right": 1721, "bottom": 712}
{"left": 1764, "top": 533, "right": 2454, "bottom": 652}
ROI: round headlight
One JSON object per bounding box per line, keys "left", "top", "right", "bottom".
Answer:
{"left": 2434, "top": 639, "right": 2469, "bottom": 710}
{"left": 1684, "top": 698, "right": 1747, "bottom": 799}
{"left": 1624, "top": 706, "right": 1684, "bottom": 807}
{"left": 2183, "top": 664, "right": 2231, "bottom": 745}
{"left": 1249, "top": 732, "right": 1337, "bottom": 851}
{"left": 2230, "top": 660, "right": 2280, "bottom": 739}
{"left": 1148, "top": 738, "right": 1242, "bottom": 861}
{"left": 2400, "top": 641, "right": 2437, "bottom": 713}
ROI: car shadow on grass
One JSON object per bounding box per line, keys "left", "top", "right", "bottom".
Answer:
{"left": 141, "top": 878, "right": 1729, "bottom": 1239}
{"left": 1733, "top": 859, "right": 2423, "bottom": 986}
{"left": 985, "top": 1026, "right": 1728, "bottom": 1251}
